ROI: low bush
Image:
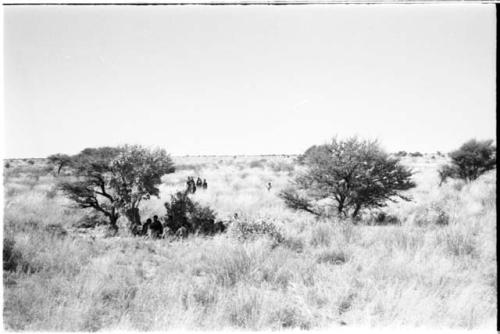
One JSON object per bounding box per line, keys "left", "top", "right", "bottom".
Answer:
{"left": 367, "top": 211, "right": 400, "bottom": 226}
{"left": 229, "top": 218, "right": 284, "bottom": 246}
{"left": 269, "top": 161, "right": 294, "bottom": 173}
{"left": 249, "top": 159, "right": 267, "bottom": 169}
{"left": 316, "top": 249, "right": 348, "bottom": 265}
{"left": 3, "top": 237, "right": 22, "bottom": 272}
{"left": 438, "top": 139, "right": 496, "bottom": 184}
{"left": 410, "top": 202, "right": 450, "bottom": 226}
{"left": 282, "top": 235, "right": 305, "bottom": 253}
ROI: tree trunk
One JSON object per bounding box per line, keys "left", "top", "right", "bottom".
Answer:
{"left": 351, "top": 204, "right": 362, "bottom": 219}
{"left": 57, "top": 163, "right": 64, "bottom": 175}
{"left": 337, "top": 199, "right": 345, "bottom": 216}
{"left": 108, "top": 214, "right": 119, "bottom": 235}
{"left": 125, "top": 207, "right": 142, "bottom": 233}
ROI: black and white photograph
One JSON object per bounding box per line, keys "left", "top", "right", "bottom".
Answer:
{"left": 1, "top": 1, "right": 497, "bottom": 331}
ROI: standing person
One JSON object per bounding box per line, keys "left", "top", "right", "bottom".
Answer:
{"left": 196, "top": 177, "right": 203, "bottom": 187}
{"left": 186, "top": 177, "right": 196, "bottom": 194}
{"left": 267, "top": 182, "right": 272, "bottom": 191}
{"left": 150, "top": 215, "right": 164, "bottom": 239}
{"left": 202, "top": 179, "right": 208, "bottom": 190}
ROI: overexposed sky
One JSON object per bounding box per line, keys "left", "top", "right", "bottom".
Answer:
{"left": 3, "top": 4, "right": 496, "bottom": 158}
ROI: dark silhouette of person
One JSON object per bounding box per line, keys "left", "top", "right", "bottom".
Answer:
{"left": 150, "top": 215, "right": 164, "bottom": 239}
{"left": 186, "top": 177, "right": 193, "bottom": 194}
{"left": 214, "top": 221, "right": 226, "bottom": 233}
{"left": 142, "top": 218, "right": 152, "bottom": 236}
{"left": 186, "top": 177, "right": 197, "bottom": 194}
{"left": 267, "top": 182, "right": 272, "bottom": 191}
{"left": 196, "top": 177, "right": 203, "bottom": 187}
{"left": 202, "top": 179, "right": 208, "bottom": 190}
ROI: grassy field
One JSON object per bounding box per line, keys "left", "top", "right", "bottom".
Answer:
{"left": 2, "top": 154, "right": 497, "bottom": 330}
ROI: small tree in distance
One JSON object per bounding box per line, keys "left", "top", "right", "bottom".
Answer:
{"left": 58, "top": 145, "right": 175, "bottom": 232}
{"left": 47, "top": 154, "right": 73, "bottom": 175}
{"left": 280, "top": 137, "right": 416, "bottom": 220}
{"left": 438, "top": 139, "right": 496, "bottom": 185}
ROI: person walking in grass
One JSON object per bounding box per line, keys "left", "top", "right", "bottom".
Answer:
{"left": 202, "top": 179, "right": 208, "bottom": 190}
{"left": 186, "top": 177, "right": 197, "bottom": 194}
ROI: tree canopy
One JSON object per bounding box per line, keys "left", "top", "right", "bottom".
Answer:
{"left": 438, "top": 139, "right": 496, "bottom": 184}
{"left": 281, "top": 137, "right": 416, "bottom": 219}
{"left": 57, "top": 145, "right": 175, "bottom": 231}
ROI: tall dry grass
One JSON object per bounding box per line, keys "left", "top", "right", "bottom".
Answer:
{"left": 2, "top": 155, "right": 496, "bottom": 330}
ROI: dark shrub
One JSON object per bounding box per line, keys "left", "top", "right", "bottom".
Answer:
{"left": 439, "top": 139, "right": 496, "bottom": 184}
{"left": 164, "top": 191, "right": 221, "bottom": 236}
{"left": 2, "top": 237, "right": 36, "bottom": 273}
{"left": 3, "top": 237, "right": 21, "bottom": 272}
{"left": 372, "top": 211, "right": 400, "bottom": 225}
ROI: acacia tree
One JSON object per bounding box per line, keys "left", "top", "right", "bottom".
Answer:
{"left": 280, "top": 137, "right": 416, "bottom": 219}
{"left": 438, "top": 139, "right": 496, "bottom": 185}
{"left": 59, "top": 145, "right": 175, "bottom": 232}
{"left": 47, "top": 153, "right": 73, "bottom": 175}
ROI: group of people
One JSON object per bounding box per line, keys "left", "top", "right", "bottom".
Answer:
{"left": 133, "top": 215, "right": 164, "bottom": 238}
{"left": 133, "top": 215, "right": 189, "bottom": 239}
{"left": 186, "top": 176, "right": 207, "bottom": 194}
